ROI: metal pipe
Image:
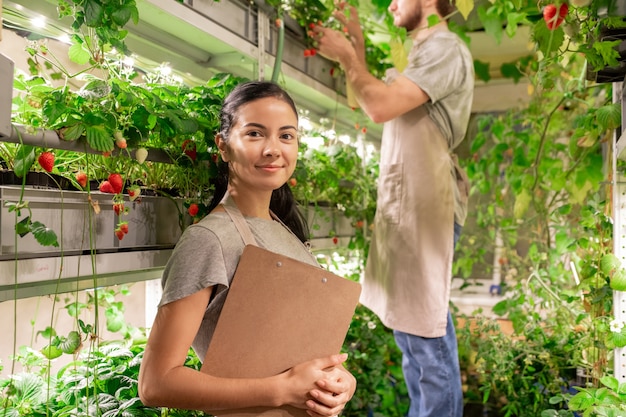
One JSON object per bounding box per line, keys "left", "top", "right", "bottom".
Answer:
{"left": 2, "top": 124, "right": 173, "bottom": 163}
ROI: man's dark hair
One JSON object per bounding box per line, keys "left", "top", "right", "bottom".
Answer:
{"left": 436, "top": 0, "right": 456, "bottom": 18}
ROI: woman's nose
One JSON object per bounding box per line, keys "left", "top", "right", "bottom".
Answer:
{"left": 264, "top": 139, "right": 280, "bottom": 157}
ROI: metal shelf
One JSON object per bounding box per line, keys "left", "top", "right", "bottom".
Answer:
{"left": 1, "top": 0, "right": 382, "bottom": 141}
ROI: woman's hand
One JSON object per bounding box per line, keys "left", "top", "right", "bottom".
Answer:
{"left": 279, "top": 353, "right": 356, "bottom": 416}
{"left": 306, "top": 362, "right": 356, "bottom": 417}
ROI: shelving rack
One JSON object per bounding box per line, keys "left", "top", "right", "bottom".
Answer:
{"left": 0, "top": 0, "right": 366, "bottom": 300}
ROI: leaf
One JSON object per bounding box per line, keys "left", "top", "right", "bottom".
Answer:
{"left": 111, "top": 6, "right": 133, "bottom": 27}
{"left": 389, "top": 38, "right": 408, "bottom": 72}
{"left": 513, "top": 188, "right": 531, "bottom": 219}
{"left": 477, "top": 6, "right": 503, "bottom": 44}
{"left": 68, "top": 42, "right": 91, "bottom": 65}
{"left": 600, "top": 254, "right": 621, "bottom": 277}
{"left": 456, "top": 0, "right": 474, "bottom": 20}
{"left": 59, "top": 331, "right": 82, "bottom": 354}
{"left": 593, "top": 39, "right": 622, "bottom": 68}
{"left": 83, "top": 0, "right": 104, "bottom": 27}
{"left": 59, "top": 123, "right": 85, "bottom": 142}
{"left": 85, "top": 124, "right": 115, "bottom": 152}
{"left": 500, "top": 62, "right": 523, "bottom": 83}
{"left": 474, "top": 59, "right": 491, "bottom": 82}
{"left": 567, "top": 391, "right": 595, "bottom": 411}
{"left": 505, "top": 12, "right": 526, "bottom": 38}
{"left": 106, "top": 308, "right": 125, "bottom": 333}
{"left": 41, "top": 344, "right": 63, "bottom": 360}
{"left": 37, "top": 326, "right": 57, "bottom": 339}
{"left": 30, "top": 221, "right": 59, "bottom": 247}
{"left": 611, "top": 330, "right": 626, "bottom": 348}
{"left": 13, "top": 145, "right": 36, "bottom": 178}
{"left": 533, "top": 22, "right": 565, "bottom": 57}
{"left": 15, "top": 216, "right": 31, "bottom": 237}
{"left": 610, "top": 269, "right": 626, "bottom": 291}
{"left": 595, "top": 103, "right": 621, "bottom": 130}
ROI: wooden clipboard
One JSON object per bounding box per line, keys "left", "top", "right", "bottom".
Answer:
{"left": 200, "top": 244, "right": 361, "bottom": 417}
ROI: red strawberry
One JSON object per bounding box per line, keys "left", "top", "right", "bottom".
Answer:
{"left": 115, "top": 229, "right": 125, "bottom": 240}
{"left": 120, "top": 223, "right": 129, "bottom": 234}
{"left": 543, "top": 3, "right": 568, "bottom": 30}
{"left": 38, "top": 151, "right": 55, "bottom": 173}
{"left": 108, "top": 173, "right": 123, "bottom": 194}
{"left": 182, "top": 140, "right": 197, "bottom": 161}
{"left": 99, "top": 181, "right": 115, "bottom": 194}
{"left": 76, "top": 171, "right": 87, "bottom": 188}
{"left": 289, "top": 178, "right": 297, "bottom": 187}
{"left": 113, "top": 203, "right": 124, "bottom": 216}
{"left": 332, "top": 237, "right": 339, "bottom": 244}
{"left": 188, "top": 203, "right": 199, "bottom": 217}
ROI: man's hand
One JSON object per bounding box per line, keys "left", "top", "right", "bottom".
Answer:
{"left": 311, "top": 24, "right": 355, "bottom": 65}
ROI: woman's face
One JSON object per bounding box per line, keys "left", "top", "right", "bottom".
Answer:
{"left": 217, "top": 96, "right": 299, "bottom": 195}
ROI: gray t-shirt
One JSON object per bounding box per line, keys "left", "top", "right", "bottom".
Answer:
{"left": 159, "top": 211, "right": 318, "bottom": 360}
{"left": 404, "top": 29, "right": 474, "bottom": 150}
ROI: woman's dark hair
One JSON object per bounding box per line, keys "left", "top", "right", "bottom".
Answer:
{"left": 208, "top": 81, "right": 310, "bottom": 243}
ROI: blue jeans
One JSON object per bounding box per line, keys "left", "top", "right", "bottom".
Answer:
{"left": 393, "top": 222, "right": 463, "bottom": 417}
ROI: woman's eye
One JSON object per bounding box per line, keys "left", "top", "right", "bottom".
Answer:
{"left": 281, "top": 133, "right": 296, "bottom": 140}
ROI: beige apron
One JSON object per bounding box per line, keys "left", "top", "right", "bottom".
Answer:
{"left": 361, "top": 104, "right": 456, "bottom": 338}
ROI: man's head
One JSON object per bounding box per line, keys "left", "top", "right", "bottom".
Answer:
{"left": 388, "top": 0, "right": 455, "bottom": 31}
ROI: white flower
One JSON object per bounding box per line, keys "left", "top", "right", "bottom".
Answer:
{"left": 367, "top": 321, "right": 376, "bottom": 330}
{"left": 610, "top": 319, "right": 625, "bottom": 333}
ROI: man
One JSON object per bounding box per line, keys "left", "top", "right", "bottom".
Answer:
{"left": 313, "top": 1, "right": 474, "bottom": 416}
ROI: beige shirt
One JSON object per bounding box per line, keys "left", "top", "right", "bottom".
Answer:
{"left": 360, "top": 29, "right": 473, "bottom": 338}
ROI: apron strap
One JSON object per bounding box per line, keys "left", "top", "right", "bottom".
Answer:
{"left": 220, "top": 192, "right": 258, "bottom": 246}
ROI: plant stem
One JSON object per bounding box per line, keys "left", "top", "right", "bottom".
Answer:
{"left": 271, "top": 12, "right": 285, "bottom": 83}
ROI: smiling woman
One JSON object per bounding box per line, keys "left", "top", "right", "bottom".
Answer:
{"left": 137, "top": 81, "right": 358, "bottom": 416}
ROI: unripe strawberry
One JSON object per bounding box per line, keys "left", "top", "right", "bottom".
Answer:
{"left": 135, "top": 147, "right": 148, "bottom": 164}
{"left": 38, "top": 151, "right": 55, "bottom": 173}
{"left": 127, "top": 185, "right": 141, "bottom": 201}
{"left": 114, "top": 131, "right": 127, "bottom": 149}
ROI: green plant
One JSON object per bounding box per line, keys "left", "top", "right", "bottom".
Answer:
{"left": 0, "top": 339, "right": 207, "bottom": 417}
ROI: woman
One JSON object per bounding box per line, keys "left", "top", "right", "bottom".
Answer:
{"left": 138, "top": 81, "right": 356, "bottom": 416}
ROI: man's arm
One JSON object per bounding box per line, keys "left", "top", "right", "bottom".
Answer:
{"left": 313, "top": 25, "right": 429, "bottom": 123}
